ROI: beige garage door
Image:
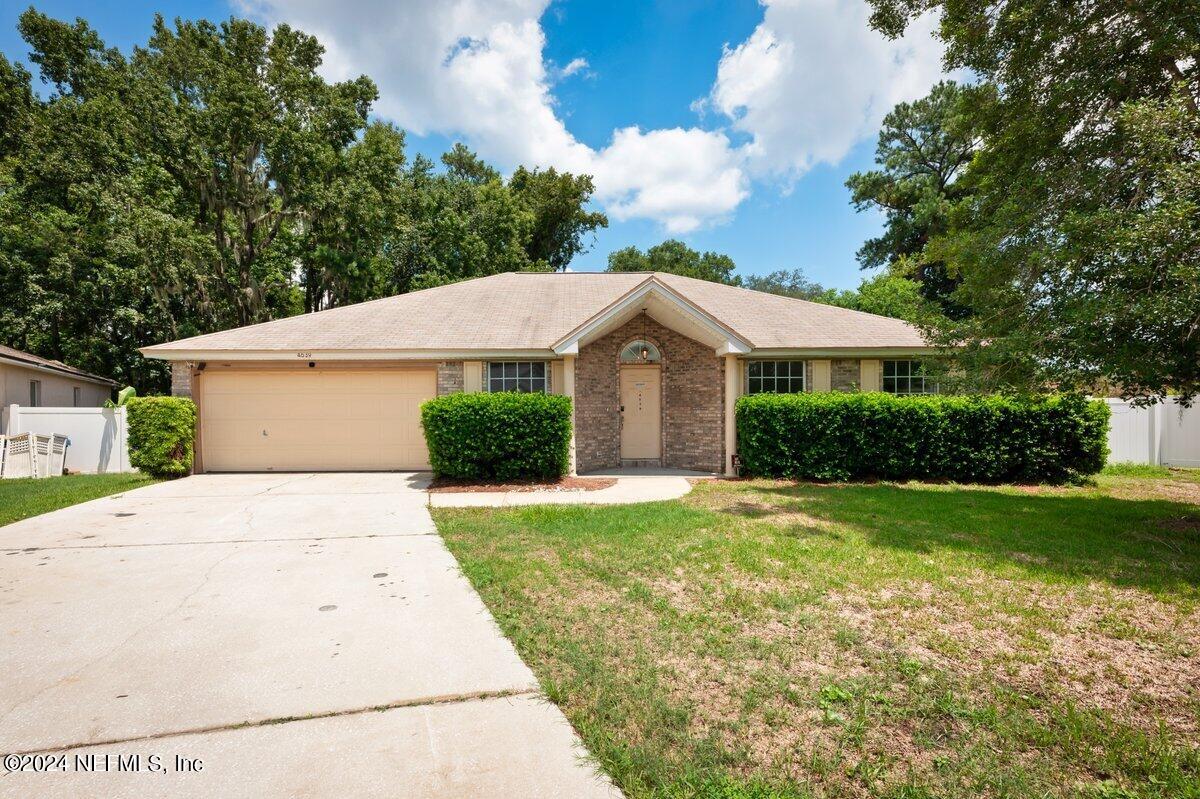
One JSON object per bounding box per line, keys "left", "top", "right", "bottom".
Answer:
{"left": 199, "top": 369, "right": 436, "bottom": 471}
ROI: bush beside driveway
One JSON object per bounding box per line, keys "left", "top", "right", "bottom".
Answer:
{"left": 433, "top": 468, "right": 1200, "bottom": 798}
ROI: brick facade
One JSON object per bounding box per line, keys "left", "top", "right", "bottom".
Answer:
{"left": 831, "top": 359, "right": 860, "bottom": 392}
{"left": 437, "top": 361, "right": 464, "bottom": 395}
{"left": 170, "top": 362, "right": 192, "bottom": 397}
{"left": 575, "top": 317, "right": 724, "bottom": 473}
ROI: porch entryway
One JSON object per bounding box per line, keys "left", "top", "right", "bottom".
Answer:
{"left": 557, "top": 278, "right": 748, "bottom": 476}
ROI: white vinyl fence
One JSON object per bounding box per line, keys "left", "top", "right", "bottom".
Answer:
{"left": 1105, "top": 398, "right": 1200, "bottom": 467}
{"left": 2, "top": 405, "right": 132, "bottom": 473}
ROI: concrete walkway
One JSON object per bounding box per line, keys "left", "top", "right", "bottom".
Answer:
{"left": 0, "top": 473, "right": 619, "bottom": 798}
{"left": 429, "top": 468, "right": 710, "bottom": 508}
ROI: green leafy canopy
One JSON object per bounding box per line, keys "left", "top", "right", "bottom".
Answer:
{"left": 0, "top": 10, "right": 606, "bottom": 393}
{"left": 866, "top": 0, "right": 1200, "bottom": 402}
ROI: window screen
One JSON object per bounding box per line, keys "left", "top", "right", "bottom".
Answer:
{"left": 487, "top": 362, "right": 548, "bottom": 393}
{"left": 882, "top": 360, "right": 936, "bottom": 394}
{"left": 746, "top": 361, "right": 806, "bottom": 394}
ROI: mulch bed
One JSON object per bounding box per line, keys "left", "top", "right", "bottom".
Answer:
{"left": 428, "top": 476, "right": 617, "bottom": 494}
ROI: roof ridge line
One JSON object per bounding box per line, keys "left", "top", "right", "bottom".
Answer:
{"left": 657, "top": 272, "right": 921, "bottom": 327}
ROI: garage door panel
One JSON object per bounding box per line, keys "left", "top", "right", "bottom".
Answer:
{"left": 202, "top": 393, "right": 270, "bottom": 420}
{"left": 201, "top": 420, "right": 264, "bottom": 450}
{"left": 328, "top": 371, "right": 396, "bottom": 393}
{"left": 334, "top": 396, "right": 388, "bottom": 421}
{"left": 378, "top": 371, "right": 436, "bottom": 391}
{"left": 199, "top": 369, "right": 435, "bottom": 472}
{"left": 204, "top": 372, "right": 292, "bottom": 395}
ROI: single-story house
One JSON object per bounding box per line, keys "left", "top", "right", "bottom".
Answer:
{"left": 141, "top": 272, "right": 935, "bottom": 475}
{"left": 0, "top": 345, "right": 117, "bottom": 431}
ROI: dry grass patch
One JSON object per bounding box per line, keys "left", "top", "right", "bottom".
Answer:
{"left": 435, "top": 470, "right": 1200, "bottom": 798}
{"left": 828, "top": 579, "right": 1200, "bottom": 737}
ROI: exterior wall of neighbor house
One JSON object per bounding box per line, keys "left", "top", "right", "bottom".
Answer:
{"left": 436, "top": 361, "right": 464, "bottom": 395}
{"left": 576, "top": 316, "right": 724, "bottom": 474}
{"left": 0, "top": 362, "right": 111, "bottom": 410}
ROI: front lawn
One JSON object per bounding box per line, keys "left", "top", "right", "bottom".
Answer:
{"left": 434, "top": 468, "right": 1200, "bottom": 799}
{"left": 0, "top": 472, "right": 159, "bottom": 526}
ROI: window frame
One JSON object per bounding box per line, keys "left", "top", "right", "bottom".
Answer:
{"left": 73, "top": 386, "right": 83, "bottom": 407}
{"left": 29, "top": 379, "right": 41, "bottom": 407}
{"left": 485, "top": 361, "right": 549, "bottom": 394}
{"left": 882, "top": 360, "right": 937, "bottom": 395}
{"left": 745, "top": 360, "right": 807, "bottom": 395}
{"left": 619, "top": 339, "right": 662, "bottom": 364}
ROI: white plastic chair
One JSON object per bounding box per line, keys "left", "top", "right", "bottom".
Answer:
{"left": 1, "top": 433, "right": 37, "bottom": 479}
{"left": 45, "top": 434, "right": 68, "bottom": 477}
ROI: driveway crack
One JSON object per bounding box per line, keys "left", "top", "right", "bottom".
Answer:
{"left": 2, "top": 532, "right": 438, "bottom": 552}
{"left": 9, "top": 688, "right": 539, "bottom": 755}
{"left": 258, "top": 473, "right": 319, "bottom": 496}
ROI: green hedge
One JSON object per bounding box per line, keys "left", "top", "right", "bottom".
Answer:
{"left": 125, "top": 396, "right": 197, "bottom": 478}
{"left": 736, "top": 393, "right": 1109, "bottom": 483}
{"left": 421, "top": 392, "right": 573, "bottom": 480}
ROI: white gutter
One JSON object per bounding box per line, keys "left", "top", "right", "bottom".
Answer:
{"left": 139, "top": 346, "right": 940, "bottom": 363}
{"left": 138, "top": 348, "right": 560, "bottom": 362}
{"left": 744, "top": 347, "right": 940, "bottom": 358}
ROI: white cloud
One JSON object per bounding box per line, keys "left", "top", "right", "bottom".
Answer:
{"left": 238, "top": 0, "right": 944, "bottom": 232}
{"left": 710, "top": 0, "right": 946, "bottom": 181}
{"left": 557, "top": 57, "right": 589, "bottom": 79}
{"left": 597, "top": 127, "right": 748, "bottom": 233}
{"left": 238, "top": 0, "right": 746, "bottom": 232}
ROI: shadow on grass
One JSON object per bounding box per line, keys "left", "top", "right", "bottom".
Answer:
{"left": 750, "top": 482, "right": 1200, "bottom": 596}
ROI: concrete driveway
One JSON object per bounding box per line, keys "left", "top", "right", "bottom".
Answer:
{"left": 0, "top": 473, "right": 618, "bottom": 798}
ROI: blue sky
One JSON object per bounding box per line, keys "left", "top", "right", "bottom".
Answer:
{"left": 0, "top": 1, "right": 947, "bottom": 289}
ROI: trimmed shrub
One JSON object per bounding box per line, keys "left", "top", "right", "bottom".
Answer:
{"left": 421, "top": 392, "right": 572, "bottom": 480}
{"left": 125, "top": 396, "right": 197, "bottom": 478}
{"left": 736, "top": 392, "right": 1109, "bottom": 483}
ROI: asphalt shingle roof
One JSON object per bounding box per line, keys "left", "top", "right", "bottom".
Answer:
{"left": 142, "top": 272, "right": 928, "bottom": 354}
{"left": 0, "top": 344, "right": 118, "bottom": 384}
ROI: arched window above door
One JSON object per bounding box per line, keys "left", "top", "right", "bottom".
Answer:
{"left": 620, "top": 339, "right": 661, "bottom": 363}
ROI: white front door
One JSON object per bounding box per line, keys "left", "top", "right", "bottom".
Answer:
{"left": 619, "top": 365, "right": 661, "bottom": 460}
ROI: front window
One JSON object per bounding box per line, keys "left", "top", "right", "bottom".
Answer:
{"left": 73, "top": 386, "right": 82, "bottom": 407}
{"left": 487, "top": 361, "right": 547, "bottom": 393}
{"left": 882, "top": 360, "right": 936, "bottom": 394}
{"left": 29, "top": 380, "right": 41, "bottom": 407}
{"left": 746, "top": 361, "right": 806, "bottom": 394}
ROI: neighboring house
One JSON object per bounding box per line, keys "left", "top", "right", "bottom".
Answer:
{"left": 141, "top": 272, "right": 935, "bottom": 475}
{"left": 0, "top": 345, "right": 117, "bottom": 431}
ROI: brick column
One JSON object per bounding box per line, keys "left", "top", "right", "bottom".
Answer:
{"left": 170, "top": 362, "right": 193, "bottom": 398}
{"left": 831, "top": 359, "right": 861, "bottom": 392}
{"left": 436, "top": 361, "right": 464, "bottom": 395}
